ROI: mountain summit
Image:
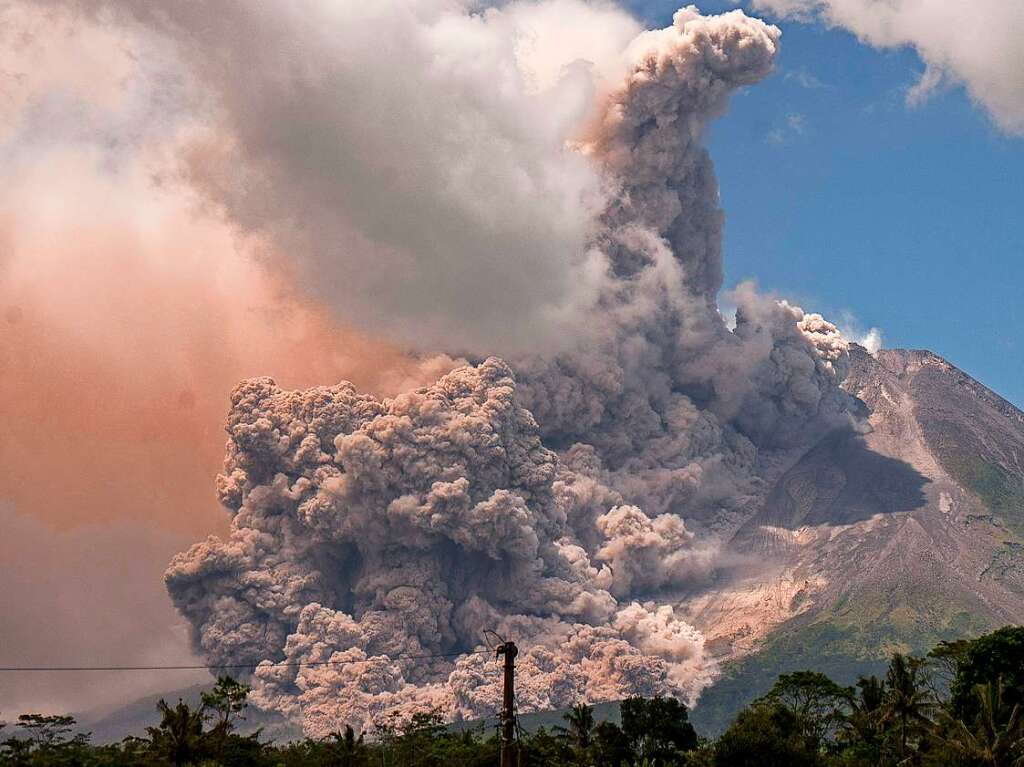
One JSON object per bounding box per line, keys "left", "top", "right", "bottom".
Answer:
{"left": 691, "top": 344, "right": 1024, "bottom": 732}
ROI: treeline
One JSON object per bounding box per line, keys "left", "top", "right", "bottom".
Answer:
{"left": 1, "top": 625, "right": 1021, "bottom": 766}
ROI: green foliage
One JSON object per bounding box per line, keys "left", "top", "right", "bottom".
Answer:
{"left": 142, "top": 678, "right": 270, "bottom": 766}
{"left": 950, "top": 626, "right": 1024, "bottom": 724}
{"left": 146, "top": 699, "right": 206, "bottom": 767}
{"left": 713, "top": 703, "right": 822, "bottom": 767}
{"left": 201, "top": 675, "right": 251, "bottom": 734}
{"left": 620, "top": 695, "right": 698, "bottom": 763}
{"left": 881, "top": 653, "right": 937, "bottom": 762}
{"left": 938, "top": 681, "right": 1024, "bottom": 767}
{"left": 4, "top": 625, "right": 1024, "bottom": 767}
{"left": 754, "top": 670, "right": 853, "bottom": 746}
{"left": 590, "top": 720, "right": 633, "bottom": 766}
{"left": 553, "top": 702, "right": 596, "bottom": 761}
{"left": 834, "top": 675, "right": 886, "bottom": 764}
{"left": 933, "top": 443, "right": 1024, "bottom": 538}
{"left": 692, "top": 568, "right": 996, "bottom": 737}
{"left": 522, "top": 726, "right": 571, "bottom": 766}
{"left": 0, "top": 713, "right": 93, "bottom": 767}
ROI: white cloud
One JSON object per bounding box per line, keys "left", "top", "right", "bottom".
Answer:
{"left": 784, "top": 67, "right": 828, "bottom": 89}
{"left": 767, "top": 111, "right": 809, "bottom": 144}
{"left": 749, "top": 0, "right": 1024, "bottom": 134}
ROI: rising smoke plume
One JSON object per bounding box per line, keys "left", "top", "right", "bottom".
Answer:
{"left": 15, "top": 0, "right": 858, "bottom": 735}
{"left": 136, "top": 2, "right": 858, "bottom": 735}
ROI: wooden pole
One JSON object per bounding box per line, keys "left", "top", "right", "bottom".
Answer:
{"left": 496, "top": 640, "right": 518, "bottom": 767}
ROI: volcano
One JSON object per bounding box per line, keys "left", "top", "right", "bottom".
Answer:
{"left": 690, "top": 344, "right": 1024, "bottom": 732}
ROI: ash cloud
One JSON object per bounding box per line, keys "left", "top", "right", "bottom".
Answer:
{"left": 16, "top": 0, "right": 860, "bottom": 737}
{"left": 171, "top": 360, "right": 713, "bottom": 732}
{"left": 40, "top": 0, "right": 639, "bottom": 355}
{"left": 145, "top": 3, "right": 858, "bottom": 736}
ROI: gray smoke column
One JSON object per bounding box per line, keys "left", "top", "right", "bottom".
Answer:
{"left": 157, "top": 3, "right": 858, "bottom": 736}
{"left": 515, "top": 7, "right": 852, "bottom": 525}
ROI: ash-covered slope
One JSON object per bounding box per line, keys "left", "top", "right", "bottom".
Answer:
{"left": 690, "top": 345, "right": 1024, "bottom": 733}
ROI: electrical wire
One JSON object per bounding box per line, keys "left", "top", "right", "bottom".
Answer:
{"left": 0, "top": 648, "right": 490, "bottom": 673}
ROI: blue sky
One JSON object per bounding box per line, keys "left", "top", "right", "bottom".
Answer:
{"left": 628, "top": 1, "right": 1024, "bottom": 406}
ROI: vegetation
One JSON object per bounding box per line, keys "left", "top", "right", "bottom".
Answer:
{"left": 2, "top": 626, "right": 1021, "bottom": 766}
{"left": 923, "top": 417, "right": 1024, "bottom": 540}
{"left": 691, "top": 590, "right": 993, "bottom": 736}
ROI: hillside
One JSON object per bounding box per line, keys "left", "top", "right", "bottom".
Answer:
{"left": 689, "top": 345, "right": 1024, "bottom": 733}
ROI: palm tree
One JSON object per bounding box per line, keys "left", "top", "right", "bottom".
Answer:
{"left": 842, "top": 675, "right": 886, "bottom": 751}
{"left": 556, "top": 702, "right": 596, "bottom": 759}
{"left": 326, "top": 725, "right": 364, "bottom": 767}
{"left": 146, "top": 698, "right": 205, "bottom": 767}
{"left": 882, "top": 654, "right": 935, "bottom": 762}
{"left": 939, "top": 680, "right": 1024, "bottom": 767}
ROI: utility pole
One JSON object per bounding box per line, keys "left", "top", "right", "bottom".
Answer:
{"left": 496, "top": 640, "right": 518, "bottom": 767}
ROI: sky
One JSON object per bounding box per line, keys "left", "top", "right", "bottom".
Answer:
{"left": 0, "top": 0, "right": 1021, "bottom": 719}
{"left": 632, "top": 0, "right": 1024, "bottom": 407}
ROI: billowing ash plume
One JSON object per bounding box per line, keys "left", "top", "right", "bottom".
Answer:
{"left": 514, "top": 7, "right": 852, "bottom": 524}
{"left": 169, "top": 360, "right": 712, "bottom": 732}
{"left": 154, "top": 3, "right": 858, "bottom": 736}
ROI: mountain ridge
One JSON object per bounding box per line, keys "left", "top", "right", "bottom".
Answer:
{"left": 689, "top": 343, "right": 1024, "bottom": 733}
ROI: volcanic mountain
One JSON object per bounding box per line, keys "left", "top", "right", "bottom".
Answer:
{"left": 689, "top": 344, "right": 1024, "bottom": 732}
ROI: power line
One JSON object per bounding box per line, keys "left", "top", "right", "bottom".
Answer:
{"left": 0, "top": 649, "right": 490, "bottom": 673}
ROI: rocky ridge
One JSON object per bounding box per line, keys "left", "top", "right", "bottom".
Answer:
{"left": 689, "top": 344, "right": 1024, "bottom": 732}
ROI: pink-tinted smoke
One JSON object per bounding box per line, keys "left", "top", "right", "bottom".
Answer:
{"left": 0, "top": 145, "right": 452, "bottom": 715}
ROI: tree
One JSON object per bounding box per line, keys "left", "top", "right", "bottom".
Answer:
{"left": 621, "top": 696, "right": 698, "bottom": 762}
{"left": 929, "top": 638, "right": 972, "bottom": 688}
{"left": 522, "top": 726, "right": 571, "bottom": 767}
{"left": 837, "top": 675, "right": 886, "bottom": 763}
{"left": 713, "top": 703, "right": 822, "bottom": 767}
{"left": 377, "top": 709, "right": 486, "bottom": 767}
{"left": 201, "top": 674, "right": 251, "bottom": 735}
{"left": 590, "top": 720, "right": 634, "bottom": 767}
{"left": 555, "top": 702, "right": 596, "bottom": 761}
{"left": 882, "top": 653, "right": 935, "bottom": 763}
{"left": 12, "top": 714, "right": 85, "bottom": 748}
{"left": 939, "top": 680, "right": 1024, "bottom": 767}
{"left": 680, "top": 741, "right": 716, "bottom": 767}
{"left": 146, "top": 698, "right": 206, "bottom": 767}
{"left": 198, "top": 674, "right": 257, "bottom": 763}
{"left": 755, "top": 670, "right": 853, "bottom": 747}
{"left": 0, "top": 713, "right": 91, "bottom": 766}
{"left": 325, "top": 725, "right": 366, "bottom": 767}
{"left": 950, "top": 627, "right": 1024, "bottom": 725}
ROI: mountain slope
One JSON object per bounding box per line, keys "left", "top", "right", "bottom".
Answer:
{"left": 690, "top": 345, "right": 1024, "bottom": 733}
